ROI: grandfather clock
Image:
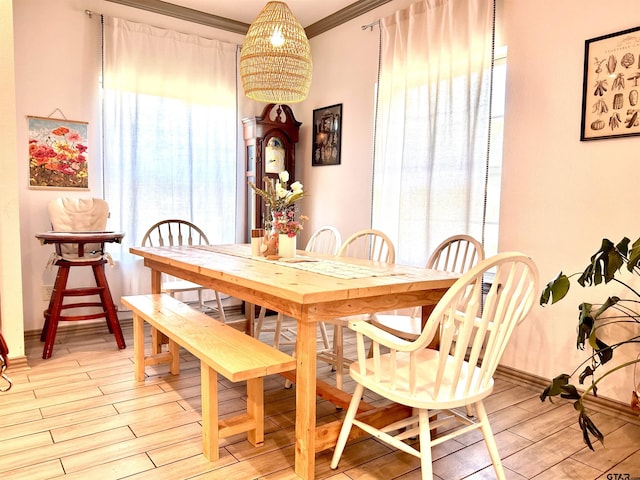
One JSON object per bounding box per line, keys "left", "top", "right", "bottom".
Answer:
{"left": 242, "top": 103, "right": 301, "bottom": 241}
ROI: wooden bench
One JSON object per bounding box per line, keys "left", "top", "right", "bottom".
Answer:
{"left": 121, "top": 293, "right": 296, "bottom": 461}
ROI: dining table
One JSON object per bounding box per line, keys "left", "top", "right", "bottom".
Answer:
{"left": 129, "top": 243, "right": 457, "bottom": 479}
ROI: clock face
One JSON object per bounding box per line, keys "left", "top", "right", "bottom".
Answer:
{"left": 265, "top": 136, "right": 285, "bottom": 173}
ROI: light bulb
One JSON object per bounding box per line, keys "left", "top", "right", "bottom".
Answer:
{"left": 270, "top": 26, "right": 285, "bottom": 47}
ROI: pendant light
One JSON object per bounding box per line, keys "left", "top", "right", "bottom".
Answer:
{"left": 239, "top": 2, "right": 312, "bottom": 104}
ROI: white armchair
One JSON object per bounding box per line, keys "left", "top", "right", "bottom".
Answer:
{"left": 331, "top": 252, "right": 539, "bottom": 480}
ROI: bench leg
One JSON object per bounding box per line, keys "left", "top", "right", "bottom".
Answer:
{"left": 134, "top": 316, "right": 179, "bottom": 380}
{"left": 201, "top": 361, "right": 219, "bottom": 460}
{"left": 151, "top": 327, "right": 160, "bottom": 354}
{"left": 246, "top": 377, "right": 264, "bottom": 447}
{"left": 151, "top": 327, "right": 168, "bottom": 355}
{"left": 133, "top": 315, "right": 146, "bottom": 382}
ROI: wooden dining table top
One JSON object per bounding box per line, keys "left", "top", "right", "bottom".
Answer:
{"left": 129, "top": 243, "right": 458, "bottom": 321}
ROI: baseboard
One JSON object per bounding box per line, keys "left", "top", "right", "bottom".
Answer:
{"left": 495, "top": 364, "right": 640, "bottom": 426}
{"left": 4, "top": 355, "right": 30, "bottom": 373}
{"left": 23, "top": 318, "right": 132, "bottom": 341}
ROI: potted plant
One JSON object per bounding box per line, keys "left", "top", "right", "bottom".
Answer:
{"left": 539, "top": 237, "right": 640, "bottom": 449}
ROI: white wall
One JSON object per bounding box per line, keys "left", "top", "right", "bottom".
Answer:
{"left": 12, "top": 0, "right": 102, "bottom": 344}
{"left": 6, "top": 0, "right": 639, "bottom": 405}
{"left": 499, "top": 0, "right": 640, "bottom": 403}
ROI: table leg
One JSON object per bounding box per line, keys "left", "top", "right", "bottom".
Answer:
{"left": 423, "top": 304, "right": 439, "bottom": 349}
{"left": 150, "top": 269, "right": 163, "bottom": 355}
{"left": 168, "top": 339, "right": 180, "bottom": 375}
{"left": 295, "top": 314, "right": 317, "bottom": 479}
{"left": 245, "top": 302, "right": 256, "bottom": 337}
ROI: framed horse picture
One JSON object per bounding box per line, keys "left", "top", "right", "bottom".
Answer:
{"left": 312, "top": 104, "right": 342, "bottom": 166}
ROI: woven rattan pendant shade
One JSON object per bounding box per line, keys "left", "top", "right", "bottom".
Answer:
{"left": 239, "top": 2, "right": 312, "bottom": 104}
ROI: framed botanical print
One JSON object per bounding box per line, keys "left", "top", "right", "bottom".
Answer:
{"left": 581, "top": 26, "right": 640, "bottom": 141}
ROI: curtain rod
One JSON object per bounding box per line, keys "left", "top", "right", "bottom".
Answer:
{"left": 361, "top": 19, "right": 380, "bottom": 31}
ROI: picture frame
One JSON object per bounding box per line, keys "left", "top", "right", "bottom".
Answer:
{"left": 312, "top": 103, "right": 342, "bottom": 166}
{"left": 28, "top": 116, "right": 89, "bottom": 189}
{"left": 581, "top": 26, "right": 640, "bottom": 141}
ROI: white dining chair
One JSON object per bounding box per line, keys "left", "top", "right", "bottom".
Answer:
{"left": 317, "top": 228, "right": 396, "bottom": 390}
{"left": 141, "top": 219, "right": 226, "bottom": 322}
{"left": 370, "top": 234, "right": 485, "bottom": 341}
{"left": 370, "top": 234, "right": 484, "bottom": 416}
{"left": 330, "top": 252, "right": 539, "bottom": 480}
{"left": 255, "top": 226, "right": 341, "bottom": 354}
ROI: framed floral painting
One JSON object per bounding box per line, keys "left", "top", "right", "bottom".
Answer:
{"left": 581, "top": 26, "right": 640, "bottom": 141}
{"left": 28, "top": 116, "right": 89, "bottom": 189}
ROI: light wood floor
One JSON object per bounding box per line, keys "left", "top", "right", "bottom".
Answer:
{"left": 1, "top": 308, "right": 640, "bottom": 480}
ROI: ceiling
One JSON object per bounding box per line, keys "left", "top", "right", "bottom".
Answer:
{"left": 171, "top": 0, "right": 361, "bottom": 27}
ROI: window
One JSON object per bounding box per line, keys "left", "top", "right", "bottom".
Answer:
{"left": 372, "top": 0, "right": 499, "bottom": 266}
{"left": 101, "top": 17, "right": 238, "bottom": 299}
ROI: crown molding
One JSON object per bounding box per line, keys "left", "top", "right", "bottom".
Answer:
{"left": 305, "top": 0, "right": 391, "bottom": 38}
{"left": 106, "top": 0, "right": 250, "bottom": 35}
{"left": 106, "top": 0, "right": 390, "bottom": 38}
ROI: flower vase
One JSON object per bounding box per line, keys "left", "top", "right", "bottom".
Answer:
{"left": 278, "top": 234, "right": 296, "bottom": 258}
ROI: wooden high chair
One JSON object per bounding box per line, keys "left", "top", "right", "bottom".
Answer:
{"left": 36, "top": 198, "right": 126, "bottom": 359}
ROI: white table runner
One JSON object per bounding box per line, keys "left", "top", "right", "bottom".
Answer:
{"left": 194, "top": 244, "right": 394, "bottom": 279}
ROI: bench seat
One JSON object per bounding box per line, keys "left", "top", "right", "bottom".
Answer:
{"left": 121, "top": 293, "right": 296, "bottom": 460}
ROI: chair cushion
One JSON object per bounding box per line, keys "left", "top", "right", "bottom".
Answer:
{"left": 48, "top": 198, "right": 109, "bottom": 259}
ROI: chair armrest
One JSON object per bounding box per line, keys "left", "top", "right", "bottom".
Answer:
{"left": 347, "top": 319, "right": 417, "bottom": 352}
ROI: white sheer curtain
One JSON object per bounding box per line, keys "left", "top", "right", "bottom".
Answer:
{"left": 102, "top": 17, "right": 238, "bottom": 301}
{"left": 372, "top": 0, "right": 495, "bottom": 267}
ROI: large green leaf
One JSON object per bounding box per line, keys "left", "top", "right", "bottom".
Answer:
{"left": 578, "top": 239, "right": 624, "bottom": 286}
{"left": 577, "top": 303, "right": 593, "bottom": 348}
{"left": 540, "top": 373, "right": 571, "bottom": 401}
{"left": 592, "top": 296, "right": 620, "bottom": 319}
{"left": 540, "top": 272, "right": 570, "bottom": 305}
{"left": 578, "top": 407, "right": 604, "bottom": 450}
{"left": 578, "top": 365, "right": 594, "bottom": 384}
{"left": 590, "top": 336, "right": 613, "bottom": 364}
{"left": 578, "top": 260, "right": 597, "bottom": 287}
{"left": 615, "top": 237, "right": 630, "bottom": 257}
{"left": 560, "top": 383, "right": 581, "bottom": 400}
